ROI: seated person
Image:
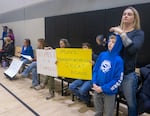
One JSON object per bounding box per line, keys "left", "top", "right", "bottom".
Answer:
{"left": 20, "top": 38, "right": 34, "bottom": 64}
{"left": 0, "top": 37, "right": 14, "bottom": 62}
{"left": 95, "top": 34, "right": 107, "bottom": 54}
{"left": 1, "top": 26, "right": 8, "bottom": 48}
{"left": 69, "top": 42, "right": 98, "bottom": 107}
{"left": 7, "top": 29, "right": 15, "bottom": 54}
{"left": 138, "top": 64, "right": 150, "bottom": 114}
{"left": 7, "top": 28, "right": 15, "bottom": 45}
{"left": 19, "top": 39, "right": 45, "bottom": 88}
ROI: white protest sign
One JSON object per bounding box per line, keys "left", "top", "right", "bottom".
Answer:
{"left": 21, "top": 54, "right": 33, "bottom": 61}
{"left": 36, "top": 49, "right": 58, "bottom": 77}
{"left": 4, "top": 59, "right": 23, "bottom": 78}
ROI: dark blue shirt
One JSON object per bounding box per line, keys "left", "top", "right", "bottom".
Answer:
{"left": 123, "top": 29, "right": 144, "bottom": 75}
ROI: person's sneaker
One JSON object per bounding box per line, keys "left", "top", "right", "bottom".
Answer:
{"left": 34, "top": 85, "right": 42, "bottom": 90}
{"left": 86, "top": 100, "right": 94, "bottom": 107}
{"left": 46, "top": 90, "right": 55, "bottom": 100}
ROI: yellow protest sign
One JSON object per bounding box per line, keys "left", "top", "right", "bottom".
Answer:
{"left": 56, "top": 48, "right": 92, "bottom": 80}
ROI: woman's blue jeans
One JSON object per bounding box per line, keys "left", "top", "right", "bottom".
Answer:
{"left": 22, "top": 61, "right": 39, "bottom": 86}
{"left": 120, "top": 72, "right": 138, "bottom": 116}
{"left": 20, "top": 57, "right": 30, "bottom": 64}
{"left": 69, "top": 80, "right": 92, "bottom": 103}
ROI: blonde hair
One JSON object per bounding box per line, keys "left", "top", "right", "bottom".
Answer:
{"left": 120, "top": 7, "right": 141, "bottom": 30}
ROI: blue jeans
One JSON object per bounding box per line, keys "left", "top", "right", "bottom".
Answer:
{"left": 22, "top": 61, "right": 39, "bottom": 86}
{"left": 120, "top": 72, "right": 138, "bottom": 116}
{"left": 20, "top": 57, "right": 30, "bottom": 64}
{"left": 69, "top": 80, "right": 92, "bottom": 103}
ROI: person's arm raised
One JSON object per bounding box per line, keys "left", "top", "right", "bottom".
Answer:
{"left": 109, "top": 26, "right": 133, "bottom": 47}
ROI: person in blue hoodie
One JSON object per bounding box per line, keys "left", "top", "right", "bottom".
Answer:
{"left": 20, "top": 39, "right": 34, "bottom": 64}
{"left": 92, "top": 33, "right": 124, "bottom": 116}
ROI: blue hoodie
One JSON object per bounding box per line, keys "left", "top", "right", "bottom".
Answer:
{"left": 92, "top": 34, "right": 124, "bottom": 95}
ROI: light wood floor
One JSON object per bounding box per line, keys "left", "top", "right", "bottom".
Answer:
{"left": 0, "top": 67, "right": 95, "bottom": 116}
{"left": 0, "top": 67, "right": 149, "bottom": 116}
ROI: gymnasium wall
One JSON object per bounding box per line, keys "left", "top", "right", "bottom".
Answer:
{"left": 0, "top": 0, "right": 149, "bottom": 23}
{"left": 0, "top": 0, "right": 149, "bottom": 66}
{"left": 0, "top": 18, "right": 45, "bottom": 49}
{"left": 0, "top": 0, "right": 149, "bottom": 48}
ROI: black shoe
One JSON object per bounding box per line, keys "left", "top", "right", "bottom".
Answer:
{"left": 86, "top": 101, "right": 93, "bottom": 107}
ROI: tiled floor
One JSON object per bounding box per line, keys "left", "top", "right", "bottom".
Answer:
{"left": 0, "top": 67, "right": 149, "bottom": 116}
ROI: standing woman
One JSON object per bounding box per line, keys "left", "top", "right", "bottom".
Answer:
{"left": 110, "top": 7, "right": 144, "bottom": 116}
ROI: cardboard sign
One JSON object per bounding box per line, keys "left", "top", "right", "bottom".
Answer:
{"left": 36, "top": 49, "right": 58, "bottom": 77}
{"left": 56, "top": 48, "right": 92, "bottom": 80}
{"left": 4, "top": 59, "right": 23, "bottom": 78}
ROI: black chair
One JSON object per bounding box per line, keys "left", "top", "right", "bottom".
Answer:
{"left": 57, "top": 77, "right": 75, "bottom": 96}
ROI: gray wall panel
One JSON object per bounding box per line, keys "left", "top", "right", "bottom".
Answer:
{"left": 0, "top": 8, "right": 25, "bottom": 23}
{"left": 0, "top": 0, "right": 150, "bottom": 23}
